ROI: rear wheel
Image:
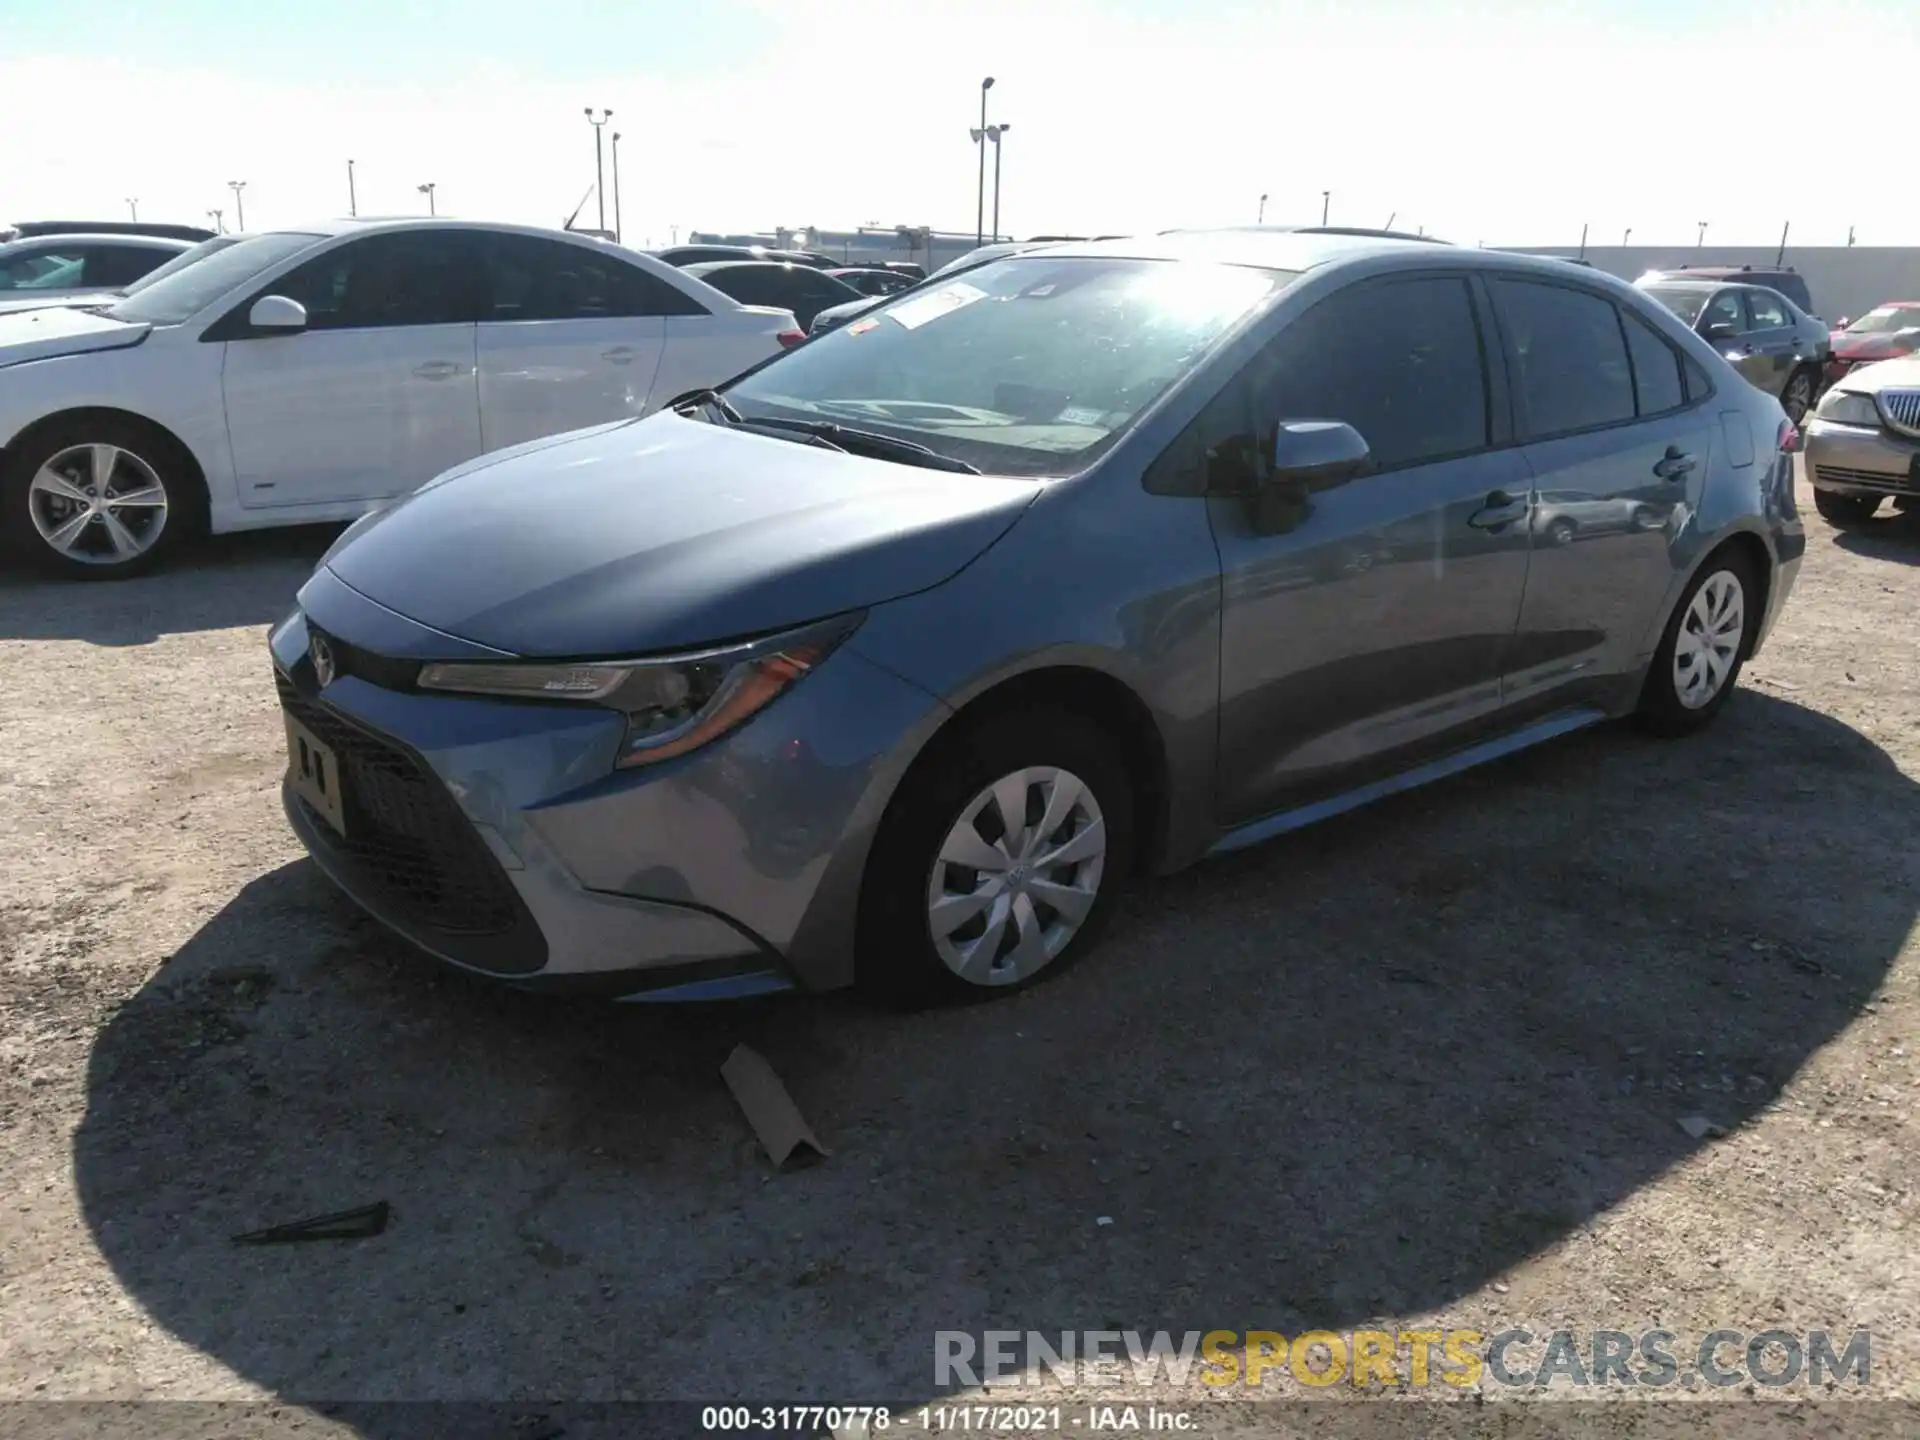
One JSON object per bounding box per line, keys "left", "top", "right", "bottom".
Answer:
{"left": 1637, "top": 549, "right": 1758, "bottom": 737}
{"left": 1, "top": 416, "right": 197, "bottom": 578}
{"left": 1781, "top": 367, "right": 1816, "bottom": 427}
{"left": 1812, "top": 488, "right": 1880, "bottom": 527}
{"left": 856, "top": 709, "right": 1135, "bottom": 1008}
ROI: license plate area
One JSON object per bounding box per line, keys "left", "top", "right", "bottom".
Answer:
{"left": 284, "top": 713, "right": 347, "bottom": 837}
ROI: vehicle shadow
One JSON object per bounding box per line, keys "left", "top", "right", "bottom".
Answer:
{"left": 0, "top": 525, "right": 342, "bottom": 645}
{"left": 73, "top": 691, "right": 1916, "bottom": 1415}
{"left": 1831, "top": 509, "right": 1920, "bottom": 565}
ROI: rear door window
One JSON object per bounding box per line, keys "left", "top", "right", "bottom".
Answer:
{"left": 483, "top": 234, "right": 706, "bottom": 319}
{"left": 1747, "top": 289, "right": 1790, "bottom": 330}
{"left": 1490, "top": 278, "right": 1637, "bottom": 438}
{"left": 1621, "top": 307, "right": 1687, "bottom": 415}
{"left": 1701, "top": 289, "right": 1749, "bottom": 335}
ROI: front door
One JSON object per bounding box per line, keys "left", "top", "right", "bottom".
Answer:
{"left": 1487, "top": 276, "right": 1715, "bottom": 710}
{"left": 1741, "top": 287, "right": 1799, "bottom": 401}
{"left": 1199, "top": 273, "right": 1534, "bottom": 827}
{"left": 1699, "top": 287, "right": 1771, "bottom": 392}
{"left": 222, "top": 229, "right": 484, "bottom": 509}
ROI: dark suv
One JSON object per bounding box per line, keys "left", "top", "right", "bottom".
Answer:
{"left": 1636, "top": 279, "right": 1831, "bottom": 424}
{"left": 1637, "top": 264, "right": 1815, "bottom": 317}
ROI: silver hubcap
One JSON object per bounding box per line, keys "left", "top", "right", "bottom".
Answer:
{"left": 927, "top": 765, "right": 1107, "bottom": 986}
{"left": 1673, "top": 570, "right": 1745, "bottom": 710}
{"left": 27, "top": 443, "right": 168, "bottom": 565}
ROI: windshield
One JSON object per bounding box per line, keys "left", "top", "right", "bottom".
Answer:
{"left": 1643, "top": 286, "right": 1711, "bottom": 325}
{"left": 106, "top": 231, "right": 323, "bottom": 325}
{"left": 1845, "top": 306, "right": 1920, "bottom": 335}
{"left": 118, "top": 235, "right": 243, "bottom": 296}
{"left": 725, "top": 256, "right": 1288, "bottom": 476}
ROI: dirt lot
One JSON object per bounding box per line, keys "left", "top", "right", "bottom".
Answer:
{"left": 1, "top": 469, "right": 1917, "bottom": 1428}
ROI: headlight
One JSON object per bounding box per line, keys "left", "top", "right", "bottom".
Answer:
{"left": 416, "top": 612, "right": 862, "bottom": 769}
{"left": 1815, "top": 389, "right": 1882, "bottom": 428}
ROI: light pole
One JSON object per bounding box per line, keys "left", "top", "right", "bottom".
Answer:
{"left": 1623, "top": 226, "right": 1632, "bottom": 247}
{"left": 1258, "top": 193, "right": 1268, "bottom": 223}
{"left": 1696, "top": 220, "right": 1708, "bottom": 247}
{"left": 417, "top": 182, "right": 437, "bottom": 216}
{"left": 1321, "top": 190, "right": 1330, "bottom": 224}
{"left": 986, "top": 123, "right": 1010, "bottom": 242}
{"left": 347, "top": 159, "right": 357, "bottom": 217}
{"left": 126, "top": 198, "right": 139, "bottom": 220}
{"left": 975, "top": 76, "right": 995, "bottom": 247}
{"left": 228, "top": 181, "right": 247, "bottom": 231}
{"left": 611, "top": 132, "right": 623, "bottom": 244}
{"left": 207, "top": 208, "right": 223, "bottom": 234}
{"left": 1577, "top": 222, "right": 1587, "bottom": 260}
{"left": 584, "top": 107, "right": 612, "bottom": 233}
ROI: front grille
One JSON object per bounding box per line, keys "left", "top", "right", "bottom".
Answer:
{"left": 277, "top": 671, "right": 546, "bottom": 973}
{"left": 1881, "top": 389, "right": 1920, "bottom": 438}
{"left": 1815, "top": 464, "right": 1917, "bottom": 495}
{"left": 306, "top": 621, "right": 422, "bottom": 691}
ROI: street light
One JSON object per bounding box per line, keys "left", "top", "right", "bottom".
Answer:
{"left": 987, "top": 124, "right": 1010, "bottom": 242}
{"left": 207, "top": 208, "right": 224, "bottom": 234}
{"left": 417, "top": 182, "right": 437, "bottom": 216}
{"left": 1696, "top": 220, "right": 1708, "bottom": 247}
{"left": 975, "top": 76, "right": 995, "bottom": 247}
{"left": 611, "top": 132, "right": 623, "bottom": 244}
{"left": 1258, "top": 192, "right": 1268, "bottom": 223}
{"left": 347, "top": 159, "right": 357, "bottom": 217}
{"left": 1321, "top": 190, "right": 1330, "bottom": 224}
{"left": 125, "top": 198, "right": 138, "bottom": 220}
{"left": 227, "top": 180, "right": 247, "bottom": 231}
{"left": 1623, "top": 226, "right": 1632, "bottom": 247}
{"left": 584, "top": 107, "right": 613, "bottom": 233}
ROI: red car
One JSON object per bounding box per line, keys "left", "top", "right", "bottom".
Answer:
{"left": 1826, "top": 301, "right": 1920, "bottom": 386}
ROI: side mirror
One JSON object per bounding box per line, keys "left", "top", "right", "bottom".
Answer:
{"left": 248, "top": 294, "right": 308, "bottom": 332}
{"left": 1703, "top": 321, "right": 1738, "bottom": 342}
{"left": 1270, "top": 419, "right": 1374, "bottom": 490}
{"left": 1834, "top": 316, "right": 1851, "bottom": 330}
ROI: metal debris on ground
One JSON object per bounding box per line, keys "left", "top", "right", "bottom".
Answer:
{"left": 722, "top": 1044, "right": 829, "bottom": 1169}
{"left": 231, "top": 1201, "right": 391, "bottom": 1244}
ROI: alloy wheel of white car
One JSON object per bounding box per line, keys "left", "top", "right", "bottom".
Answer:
{"left": 27, "top": 442, "right": 170, "bottom": 566}
{"left": 927, "top": 764, "right": 1108, "bottom": 987}
{"left": 1671, "top": 570, "right": 1746, "bottom": 710}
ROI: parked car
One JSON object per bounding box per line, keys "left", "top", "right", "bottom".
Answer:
{"left": 0, "top": 233, "right": 239, "bottom": 317}
{"left": 268, "top": 231, "right": 1802, "bottom": 1007}
{"left": 653, "top": 244, "right": 838, "bottom": 270}
{"left": 1801, "top": 355, "right": 1920, "bottom": 526}
{"left": 681, "top": 260, "right": 866, "bottom": 329}
{"left": 0, "top": 234, "right": 194, "bottom": 299}
{"left": 828, "top": 267, "right": 919, "bottom": 298}
{"left": 1825, "top": 302, "right": 1920, "bottom": 388}
{"left": 1636, "top": 279, "right": 1829, "bottom": 423}
{"left": 1636, "top": 264, "right": 1815, "bottom": 317}
{"left": 807, "top": 241, "right": 1064, "bottom": 335}
{"left": 3, "top": 219, "right": 217, "bottom": 244}
{"left": 0, "top": 219, "right": 801, "bottom": 577}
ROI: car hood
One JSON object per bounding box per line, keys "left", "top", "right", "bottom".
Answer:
{"left": 1841, "top": 354, "right": 1920, "bottom": 391}
{"left": 0, "top": 290, "right": 119, "bottom": 317}
{"left": 1833, "top": 330, "right": 1918, "bottom": 360}
{"left": 810, "top": 294, "right": 887, "bottom": 331}
{"left": 323, "top": 411, "right": 1041, "bottom": 657}
{"left": 0, "top": 305, "right": 149, "bottom": 367}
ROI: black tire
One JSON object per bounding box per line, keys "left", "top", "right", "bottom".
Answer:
{"left": 856, "top": 707, "right": 1136, "bottom": 1008}
{"left": 1780, "top": 367, "right": 1816, "bottom": 427}
{"left": 1, "top": 415, "right": 199, "bottom": 579}
{"left": 1812, "top": 488, "right": 1880, "bottom": 527}
{"left": 1546, "top": 517, "right": 1576, "bottom": 546}
{"left": 1636, "top": 547, "right": 1760, "bottom": 737}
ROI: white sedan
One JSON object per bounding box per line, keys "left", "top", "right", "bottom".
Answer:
{"left": 0, "top": 218, "right": 803, "bottom": 576}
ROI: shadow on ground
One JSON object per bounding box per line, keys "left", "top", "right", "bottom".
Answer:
{"left": 0, "top": 525, "right": 342, "bottom": 644}
{"left": 72, "top": 692, "right": 1918, "bottom": 1415}
{"left": 1831, "top": 509, "right": 1920, "bottom": 567}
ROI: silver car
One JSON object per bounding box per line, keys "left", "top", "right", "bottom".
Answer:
{"left": 1802, "top": 355, "right": 1920, "bottom": 526}
{"left": 271, "top": 232, "right": 1804, "bottom": 1007}
{"left": 0, "top": 233, "right": 192, "bottom": 302}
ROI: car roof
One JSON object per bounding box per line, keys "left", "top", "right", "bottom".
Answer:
{"left": 268, "top": 217, "right": 652, "bottom": 245}
{"left": 0, "top": 232, "right": 191, "bottom": 250}
{"left": 682, "top": 259, "right": 815, "bottom": 274}
{"left": 1003, "top": 228, "right": 1619, "bottom": 282}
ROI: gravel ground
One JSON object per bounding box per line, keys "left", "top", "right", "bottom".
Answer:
{"left": 0, "top": 469, "right": 1916, "bottom": 1428}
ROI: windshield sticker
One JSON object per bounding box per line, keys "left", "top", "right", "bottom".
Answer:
{"left": 1054, "top": 406, "right": 1105, "bottom": 426}
{"left": 885, "top": 281, "right": 987, "bottom": 330}
{"left": 846, "top": 318, "right": 881, "bottom": 336}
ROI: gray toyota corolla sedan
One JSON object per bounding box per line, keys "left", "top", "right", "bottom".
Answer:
{"left": 270, "top": 230, "right": 1805, "bottom": 1006}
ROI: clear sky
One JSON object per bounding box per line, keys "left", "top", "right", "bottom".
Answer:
{"left": 3, "top": 0, "right": 1916, "bottom": 249}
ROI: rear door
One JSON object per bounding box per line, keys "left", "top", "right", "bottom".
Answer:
{"left": 1700, "top": 288, "right": 1771, "bottom": 390}
{"left": 83, "top": 243, "right": 172, "bottom": 289}
{"left": 476, "top": 233, "right": 701, "bottom": 449}
{"left": 1198, "top": 272, "right": 1535, "bottom": 825}
{"left": 221, "top": 229, "right": 485, "bottom": 508}
{"left": 1490, "top": 276, "right": 1716, "bottom": 712}
{"left": 1743, "top": 287, "right": 1799, "bottom": 398}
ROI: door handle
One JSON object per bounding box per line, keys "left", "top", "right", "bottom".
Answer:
{"left": 1653, "top": 446, "right": 1696, "bottom": 481}
{"left": 413, "top": 360, "right": 463, "bottom": 379}
{"left": 602, "top": 345, "right": 637, "bottom": 363}
{"left": 1468, "top": 490, "right": 1529, "bottom": 530}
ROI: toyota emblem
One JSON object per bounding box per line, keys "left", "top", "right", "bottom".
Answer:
{"left": 310, "top": 633, "right": 337, "bottom": 688}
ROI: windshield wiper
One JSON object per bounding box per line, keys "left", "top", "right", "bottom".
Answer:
{"left": 666, "top": 387, "right": 745, "bottom": 425}
{"left": 733, "top": 417, "right": 982, "bottom": 474}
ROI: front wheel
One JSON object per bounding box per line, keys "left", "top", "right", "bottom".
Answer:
{"left": 1, "top": 417, "right": 194, "bottom": 578}
{"left": 1637, "top": 550, "right": 1758, "bottom": 737}
{"left": 1781, "top": 368, "right": 1816, "bottom": 427}
{"left": 856, "top": 709, "right": 1136, "bottom": 1008}
{"left": 1812, "top": 488, "right": 1880, "bottom": 527}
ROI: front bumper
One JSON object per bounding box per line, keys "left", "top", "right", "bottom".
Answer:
{"left": 269, "top": 570, "right": 947, "bottom": 996}
{"left": 1803, "top": 418, "right": 1920, "bottom": 499}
